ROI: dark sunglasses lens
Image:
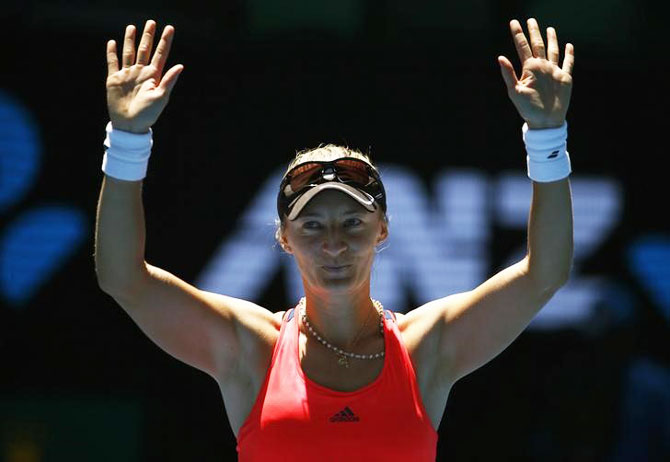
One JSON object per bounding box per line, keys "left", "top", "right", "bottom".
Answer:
{"left": 289, "top": 163, "right": 323, "bottom": 191}
{"left": 334, "top": 159, "right": 371, "bottom": 184}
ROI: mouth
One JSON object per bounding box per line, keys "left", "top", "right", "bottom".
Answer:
{"left": 322, "top": 265, "right": 352, "bottom": 272}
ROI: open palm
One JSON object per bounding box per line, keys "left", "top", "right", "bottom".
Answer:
{"left": 498, "top": 19, "right": 574, "bottom": 129}
{"left": 106, "top": 20, "right": 183, "bottom": 134}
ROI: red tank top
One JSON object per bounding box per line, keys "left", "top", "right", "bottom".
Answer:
{"left": 236, "top": 303, "right": 439, "bottom": 461}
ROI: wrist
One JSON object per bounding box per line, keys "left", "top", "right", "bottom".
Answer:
{"left": 101, "top": 121, "right": 153, "bottom": 181}
{"left": 109, "top": 122, "right": 151, "bottom": 135}
{"left": 522, "top": 121, "right": 571, "bottom": 183}
{"left": 108, "top": 115, "right": 151, "bottom": 134}
{"left": 525, "top": 119, "right": 566, "bottom": 130}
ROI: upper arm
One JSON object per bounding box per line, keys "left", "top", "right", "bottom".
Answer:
{"left": 433, "top": 256, "right": 562, "bottom": 382}
{"left": 102, "top": 262, "right": 272, "bottom": 381}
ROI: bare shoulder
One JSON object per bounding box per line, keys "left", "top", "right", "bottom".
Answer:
{"left": 395, "top": 302, "right": 452, "bottom": 337}
{"left": 386, "top": 309, "right": 426, "bottom": 354}
{"left": 203, "top": 295, "right": 283, "bottom": 381}
{"left": 392, "top": 304, "right": 442, "bottom": 341}
{"left": 273, "top": 310, "right": 286, "bottom": 326}
{"left": 390, "top": 305, "right": 443, "bottom": 369}
{"left": 393, "top": 311, "right": 407, "bottom": 327}
{"left": 205, "top": 293, "right": 281, "bottom": 331}
{"left": 226, "top": 299, "right": 283, "bottom": 349}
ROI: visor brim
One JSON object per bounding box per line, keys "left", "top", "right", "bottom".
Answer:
{"left": 286, "top": 182, "right": 377, "bottom": 221}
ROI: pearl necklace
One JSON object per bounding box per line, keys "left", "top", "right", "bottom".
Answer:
{"left": 298, "top": 297, "right": 385, "bottom": 368}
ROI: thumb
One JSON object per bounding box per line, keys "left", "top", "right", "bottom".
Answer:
{"left": 159, "top": 64, "right": 184, "bottom": 95}
{"left": 497, "top": 56, "right": 517, "bottom": 92}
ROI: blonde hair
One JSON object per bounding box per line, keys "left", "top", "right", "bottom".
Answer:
{"left": 275, "top": 144, "right": 388, "bottom": 250}
{"left": 283, "top": 144, "right": 374, "bottom": 176}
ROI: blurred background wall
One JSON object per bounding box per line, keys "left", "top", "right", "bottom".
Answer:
{"left": 0, "top": 0, "right": 668, "bottom": 460}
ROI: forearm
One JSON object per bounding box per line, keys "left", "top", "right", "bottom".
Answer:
{"left": 94, "top": 174, "right": 148, "bottom": 293}
{"left": 525, "top": 178, "right": 573, "bottom": 289}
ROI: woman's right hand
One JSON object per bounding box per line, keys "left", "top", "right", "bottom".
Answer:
{"left": 106, "top": 20, "right": 183, "bottom": 134}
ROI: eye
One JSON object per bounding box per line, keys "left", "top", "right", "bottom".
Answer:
{"left": 344, "top": 218, "right": 362, "bottom": 227}
{"left": 303, "top": 221, "right": 322, "bottom": 229}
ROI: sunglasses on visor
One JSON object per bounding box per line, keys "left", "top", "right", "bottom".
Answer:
{"left": 277, "top": 157, "right": 387, "bottom": 219}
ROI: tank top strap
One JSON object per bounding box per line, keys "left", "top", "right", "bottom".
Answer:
{"left": 283, "top": 308, "right": 295, "bottom": 322}
{"left": 384, "top": 309, "right": 396, "bottom": 322}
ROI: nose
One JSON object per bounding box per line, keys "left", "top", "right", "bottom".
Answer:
{"left": 322, "top": 228, "right": 347, "bottom": 257}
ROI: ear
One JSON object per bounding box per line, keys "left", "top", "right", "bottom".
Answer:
{"left": 279, "top": 227, "right": 293, "bottom": 254}
{"left": 376, "top": 217, "right": 389, "bottom": 245}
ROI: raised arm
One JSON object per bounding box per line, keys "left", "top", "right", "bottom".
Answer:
{"left": 96, "top": 20, "right": 182, "bottom": 289}
{"left": 418, "top": 18, "right": 574, "bottom": 383}
{"left": 95, "top": 21, "right": 270, "bottom": 382}
{"left": 497, "top": 18, "right": 574, "bottom": 288}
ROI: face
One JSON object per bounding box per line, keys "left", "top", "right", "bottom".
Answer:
{"left": 281, "top": 189, "right": 388, "bottom": 294}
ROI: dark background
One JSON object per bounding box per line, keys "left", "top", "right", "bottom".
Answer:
{"left": 1, "top": 0, "right": 668, "bottom": 461}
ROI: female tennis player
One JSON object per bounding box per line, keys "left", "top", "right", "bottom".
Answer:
{"left": 95, "top": 17, "right": 574, "bottom": 461}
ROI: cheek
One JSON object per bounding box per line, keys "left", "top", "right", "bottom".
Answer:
{"left": 286, "top": 227, "right": 378, "bottom": 254}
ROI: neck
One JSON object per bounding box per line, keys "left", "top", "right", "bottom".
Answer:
{"left": 300, "top": 289, "right": 383, "bottom": 350}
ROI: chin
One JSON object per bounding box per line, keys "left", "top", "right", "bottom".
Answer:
{"left": 305, "top": 272, "right": 352, "bottom": 290}
{"left": 319, "top": 277, "right": 355, "bottom": 289}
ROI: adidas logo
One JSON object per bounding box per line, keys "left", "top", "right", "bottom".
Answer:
{"left": 329, "top": 406, "right": 360, "bottom": 423}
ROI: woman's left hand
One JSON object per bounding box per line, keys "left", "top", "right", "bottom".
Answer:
{"left": 498, "top": 18, "right": 574, "bottom": 129}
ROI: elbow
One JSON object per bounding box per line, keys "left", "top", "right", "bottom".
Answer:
{"left": 96, "top": 262, "right": 148, "bottom": 296}
{"left": 94, "top": 264, "right": 114, "bottom": 294}
{"left": 97, "top": 275, "right": 145, "bottom": 306}
{"left": 523, "top": 256, "right": 572, "bottom": 294}
{"left": 96, "top": 274, "right": 124, "bottom": 296}
{"left": 527, "top": 272, "right": 569, "bottom": 303}
{"left": 545, "top": 269, "right": 571, "bottom": 293}
{"left": 97, "top": 277, "right": 122, "bottom": 296}
{"left": 537, "top": 268, "right": 571, "bottom": 295}
{"left": 94, "top": 262, "right": 120, "bottom": 294}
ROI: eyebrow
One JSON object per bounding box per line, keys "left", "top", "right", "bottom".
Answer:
{"left": 298, "top": 210, "right": 364, "bottom": 218}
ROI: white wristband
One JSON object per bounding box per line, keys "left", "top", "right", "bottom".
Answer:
{"left": 101, "top": 121, "right": 153, "bottom": 181}
{"left": 523, "top": 121, "right": 572, "bottom": 182}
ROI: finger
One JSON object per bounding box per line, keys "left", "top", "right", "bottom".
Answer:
{"left": 136, "top": 19, "right": 156, "bottom": 65}
{"left": 158, "top": 64, "right": 184, "bottom": 95}
{"left": 150, "top": 25, "right": 175, "bottom": 76}
{"left": 562, "top": 43, "right": 575, "bottom": 75}
{"left": 106, "top": 40, "right": 119, "bottom": 76}
{"left": 547, "top": 27, "right": 559, "bottom": 64}
{"left": 497, "top": 56, "right": 518, "bottom": 92}
{"left": 526, "top": 18, "right": 546, "bottom": 59}
{"left": 122, "top": 24, "right": 136, "bottom": 68}
{"left": 509, "top": 19, "right": 533, "bottom": 64}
